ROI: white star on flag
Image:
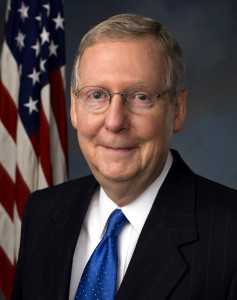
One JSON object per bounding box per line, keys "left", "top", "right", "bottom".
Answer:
{"left": 40, "top": 27, "right": 50, "bottom": 45}
{"left": 31, "top": 39, "right": 41, "bottom": 57}
{"left": 35, "top": 14, "right": 42, "bottom": 26}
{"left": 40, "top": 58, "right": 47, "bottom": 72}
{"left": 24, "top": 96, "right": 39, "bottom": 114}
{"left": 28, "top": 67, "right": 40, "bottom": 85}
{"left": 15, "top": 30, "right": 26, "bottom": 50}
{"left": 18, "top": 2, "right": 29, "bottom": 22}
{"left": 49, "top": 40, "right": 58, "bottom": 57}
{"left": 53, "top": 12, "right": 64, "bottom": 30}
{"left": 43, "top": 4, "right": 50, "bottom": 17}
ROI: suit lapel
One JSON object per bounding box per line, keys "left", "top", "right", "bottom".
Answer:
{"left": 116, "top": 150, "right": 198, "bottom": 300}
{"left": 45, "top": 176, "right": 98, "bottom": 300}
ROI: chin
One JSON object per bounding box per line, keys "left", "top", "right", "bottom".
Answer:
{"left": 103, "top": 171, "right": 136, "bottom": 182}
{"left": 95, "top": 165, "right": 139, "bottom": 183}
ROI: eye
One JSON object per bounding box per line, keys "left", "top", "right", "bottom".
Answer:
{"left": 78, "top": 86, "right": 110, "bottom": 112}
{"left": 125, "top": 86, "right": 157, "bottom": 111}
{"left": 91, "top": 91, "right": 103, "bottom": 99}
{"left": 136, "top": 94, "right": 148, "bottom": 101}
{"left": 85, "top": 88, "right": 108, "bottom": 101}
{"left": 129, "top": 91, "right": 152, "bottom": 103}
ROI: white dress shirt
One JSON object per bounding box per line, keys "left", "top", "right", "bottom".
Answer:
{"left": 68, "top": 152, "right": 173, "bottom": 300}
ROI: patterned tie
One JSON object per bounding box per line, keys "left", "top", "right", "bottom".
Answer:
{"left": 75, "top": 209, "right": 128, "bottom": 300}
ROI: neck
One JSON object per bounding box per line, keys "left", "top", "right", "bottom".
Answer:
{"left": 101, "top": 183, "right": 142, "bottom": 207}
{"left": 95, "top": 171, "right": 162, "bottom": 207}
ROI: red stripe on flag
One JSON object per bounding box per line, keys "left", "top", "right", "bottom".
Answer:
{"left": 30, "top": 101, "right": 52, "bottom": 186}
{"left": 0, "top": 80, "right": 17, "bottom": 142}
{"left": 0, "top": 165, "right": 15, "bottom": 219}
{"left": 50, "top": 69, "right": 68, "bottom": 166}
{"left": 0, "top": 247, "right": 16, "bottom": 300}
{"left": 15, "top": 167, "right": 31, "bottom": 219}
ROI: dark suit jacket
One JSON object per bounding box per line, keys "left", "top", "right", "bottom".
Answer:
{"left": 11, "top": 150, "right": 237, "bottom": 300}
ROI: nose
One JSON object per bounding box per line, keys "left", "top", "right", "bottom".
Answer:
{"left": 104, "top": 93, "right": 130, "bottom": 133}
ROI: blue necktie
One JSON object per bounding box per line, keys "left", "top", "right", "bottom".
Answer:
{"left": 75, "top": 209, "right": 128, "bottom": 300}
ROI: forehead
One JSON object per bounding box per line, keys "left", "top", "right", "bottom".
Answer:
{"left": 78, "top": 36, "right": 167, "bottom": 88}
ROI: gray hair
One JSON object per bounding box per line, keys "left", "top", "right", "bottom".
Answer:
{"left": 71, "top": 14, "right": 185, "bottom": 99}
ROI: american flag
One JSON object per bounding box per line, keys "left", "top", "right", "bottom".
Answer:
{"left": 0, "top": 0, "right": 68, "bottom": 298}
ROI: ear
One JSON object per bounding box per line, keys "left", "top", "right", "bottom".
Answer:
{"left": 173, "top": 89, "right": 187, "bottom": 133}
{"left": 70, "top": 87, "right": 78, "bottom": 129}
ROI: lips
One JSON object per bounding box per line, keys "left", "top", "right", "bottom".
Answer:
{"left": 100, "top": 144, "right": 137, "bottom": 153}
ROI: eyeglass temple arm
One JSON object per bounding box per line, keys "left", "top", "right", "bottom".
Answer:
{"left": 157, "top": 89, "right": 169, "bottom": 98}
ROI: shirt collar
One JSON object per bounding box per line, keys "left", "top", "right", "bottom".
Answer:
{"left": 97, "top": 151, "right": 173, "bottom": 238}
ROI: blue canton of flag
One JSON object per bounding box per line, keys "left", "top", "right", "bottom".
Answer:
{"left": 6, "top": 0, "right": 65, "bottom": 138}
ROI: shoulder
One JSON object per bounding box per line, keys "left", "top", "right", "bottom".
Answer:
{"left": 29, "top": 174, "right": 96, "bottom": 201}
{"left": 33, "top": 174, "right": 96, "bottom": 197}
{"left": 23, "top": 175, "right": 97, "bottom": 219}
{"left": 19, "top": 175, "right": 98, "bottom": 250}
{"left": 171, "top": 149, "right": 237, "bottom": 210}
{"left": 197, "top": 175, "right": 237, "bottom": 204}
{"left": 196, "top": 175, "right": 237, "bottom": 229}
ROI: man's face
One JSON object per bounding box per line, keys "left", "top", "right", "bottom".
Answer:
{"left": 71, "top": 36, "right": 186, "bottom": 203}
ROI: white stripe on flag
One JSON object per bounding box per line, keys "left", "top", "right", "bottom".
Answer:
{"left": 0, "top": 120, "right": 16, "bottom": 182}
{"left": 16, "top": 118, "right": 47, "bottom": 192}
{"left": 41, "top": 84, "right": 51, "bottom": 123}
{"left": 14, "top": 203, "right": 21, "bottom": 260}
{"left": 0, "top": 203, "right": 14, "bottom": 264}
{"left": 50, "top": 112, "right": 68, "bottom": 185}
{"left": 0, "top": 42, "right": 19, "bottom": 108}
{"left": 37, "top": 160, "right": 49, "bottom": 190}
{"left": 41, "top": 84, "right": 67, "bottom": 185}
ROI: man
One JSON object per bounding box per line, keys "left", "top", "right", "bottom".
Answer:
{"left": 11, "top": 14, "right": 237, "bottom": 300}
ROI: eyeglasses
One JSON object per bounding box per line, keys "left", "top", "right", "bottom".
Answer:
{"left": 74, "top": 86, "right": 169, "bottom": 113}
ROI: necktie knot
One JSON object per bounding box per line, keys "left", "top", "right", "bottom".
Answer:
{"left": 105, "top": 209, "right": 128, "bottom": 238}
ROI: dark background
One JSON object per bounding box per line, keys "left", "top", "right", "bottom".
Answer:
{"left": 0, "top": 0, "right": 236, "bottom": 298}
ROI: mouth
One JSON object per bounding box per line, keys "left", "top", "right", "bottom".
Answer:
{"left": 101, "top": 145, "right": 137, "bottom": 153}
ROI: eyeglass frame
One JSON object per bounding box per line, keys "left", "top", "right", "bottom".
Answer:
{"left": 74, "top": 85, "right": 169, "bottom": 113}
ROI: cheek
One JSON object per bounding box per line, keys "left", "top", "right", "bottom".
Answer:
{"left": 140, "top": 109, "right": 174, "bottom": 154}
{"left": 143, "top": 110, "right": 173, "bottom": 141}
{"left": 76, "top": 110, "right": 100, "bottom": 138}
{"left": 75, "top": 111, "right": 104, "bottom": 158}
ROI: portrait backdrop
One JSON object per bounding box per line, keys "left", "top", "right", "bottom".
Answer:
{"left": 0, "top": 0, "right": 236, "bottom": 297}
